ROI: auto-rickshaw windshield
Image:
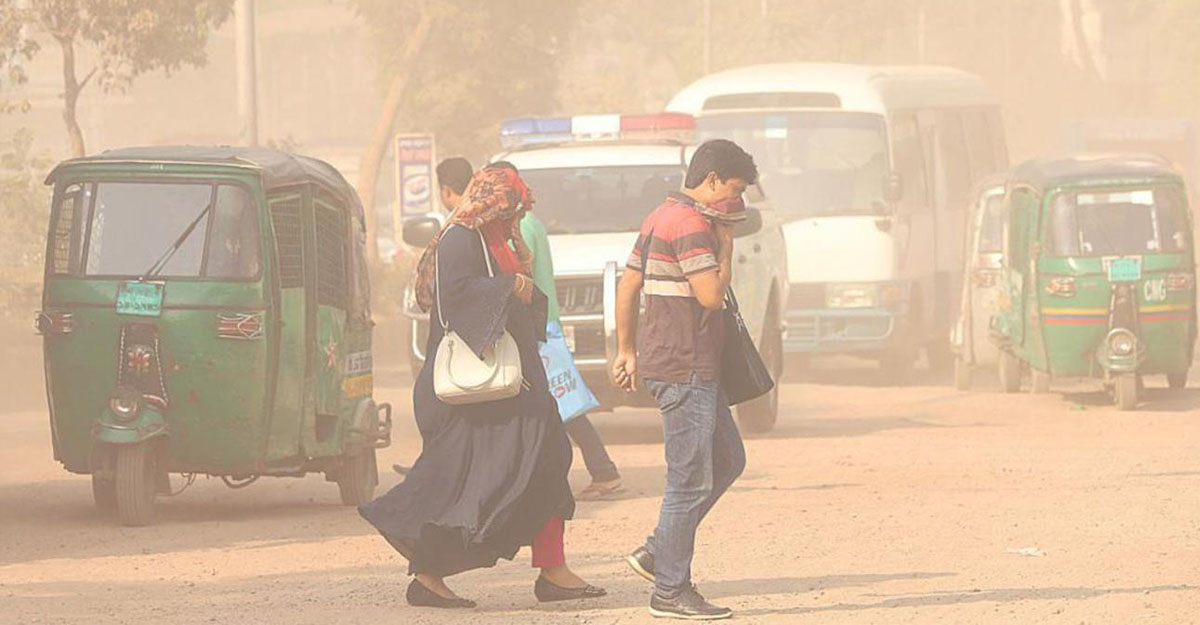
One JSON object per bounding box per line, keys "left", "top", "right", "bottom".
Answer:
{"left": 1047, "top": 185, "right": 1189, "bottom": 257}
{"left": 63, "top": 181, "right": 261, "bottom": 279}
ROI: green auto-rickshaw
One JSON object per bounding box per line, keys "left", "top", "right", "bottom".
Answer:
{"left": 992, "top": 154, "right": 1196, "bottom": 409}
{"left": 37, "top": 146, "right": 392, "bottom": 525}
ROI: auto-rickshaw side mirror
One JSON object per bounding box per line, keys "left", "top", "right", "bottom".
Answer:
{"left": 401, "top": 215, "right": 443, "bottom": 249}
{"left": 733, "top": 207, "right": 764, "bottom": 238}
{"left": 884, "top": 171, "right": 904, "bottom": 204}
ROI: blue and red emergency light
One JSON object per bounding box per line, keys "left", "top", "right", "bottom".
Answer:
{"left": 500, "top": 113, "right": 695, "bottom": 148}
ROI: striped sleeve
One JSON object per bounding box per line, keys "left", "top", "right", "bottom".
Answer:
{"left": 626, "top": 232, "right": 646, "bottom": 272}
{"left": 671, "top": 215, "right": 718, "bottom": 276}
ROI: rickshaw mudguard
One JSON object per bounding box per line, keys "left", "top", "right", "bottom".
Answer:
{"left": 92, "top": 406, "right": 168, "bottom": 445}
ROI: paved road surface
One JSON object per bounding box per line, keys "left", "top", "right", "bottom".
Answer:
{"left": 3, "top": 364, "right": 1199, "bottom": 624}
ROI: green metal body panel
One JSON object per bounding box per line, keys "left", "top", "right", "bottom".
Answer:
{"left": 41, "top": 159, "right": 379, "bottom": 477}
{"left": 997, "top": 169, "right": 1197, "bottom": 380}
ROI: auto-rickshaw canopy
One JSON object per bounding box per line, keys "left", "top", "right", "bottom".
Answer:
{"left": 1009, "top": 153, "right": 1182, "bottom": 193}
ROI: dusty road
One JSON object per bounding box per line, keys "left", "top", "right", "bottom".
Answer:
{"left": 3, "top": 362, "right": 1200, "bottom": 625}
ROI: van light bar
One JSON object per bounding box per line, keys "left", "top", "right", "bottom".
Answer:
{"left": 500, "top": 113, "right": 695, "bottom": 148}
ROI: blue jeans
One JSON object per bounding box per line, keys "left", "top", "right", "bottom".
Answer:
{"left": 643, "top": 374, "right": 746, "bottom": 599}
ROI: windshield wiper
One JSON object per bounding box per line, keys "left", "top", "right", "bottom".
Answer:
{"left": 141, "top": 203, "right": 213, "bottom": 279}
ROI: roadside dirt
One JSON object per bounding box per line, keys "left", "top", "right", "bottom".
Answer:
{"left": 3, "top": 362, "right": 1199, "bottom": 624}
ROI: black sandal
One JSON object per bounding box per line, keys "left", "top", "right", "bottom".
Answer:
{"left": 534, "top": 576, "right": 608, "bottom": 602}
{"left": 406, "top": 578, "right": 476, "bottom": 609}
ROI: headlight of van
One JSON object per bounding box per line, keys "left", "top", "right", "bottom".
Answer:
{"left": 826, "top": 283, "right": 877, "bottom": 309}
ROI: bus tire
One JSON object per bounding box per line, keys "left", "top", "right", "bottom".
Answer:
{"left": 338, "top": 447, "right": 378, "bottom": 506}
{"left": 115, "top": 443, "right": 157, "bottom": 527}
{"left": 998, "top": 351, "right": 1021, "bottom": 393}
{"left": 1167, "top": 370, "right": 1188, "bottom": 389}
{"left": 738, "top": 302, "right": 782, "bottom": 434}
{"left": 953, "top": 357, "right": 972, "bottom": 391}
{"left": 1115, "top": 374, "right": 1138, "bottom": 410}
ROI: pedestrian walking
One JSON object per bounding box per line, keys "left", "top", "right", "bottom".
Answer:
{"left": 360, "top": 167, "right": 605, "bottom": 609}
{"left": 490, "top": 160, "right": 624, "bottom": 500}
{"left": 612, "top": 139, "right": 758, "bottom": 620}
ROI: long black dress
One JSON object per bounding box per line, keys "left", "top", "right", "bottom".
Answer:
{"left": 360, "top": 224, "right": 574, "bottom": 577}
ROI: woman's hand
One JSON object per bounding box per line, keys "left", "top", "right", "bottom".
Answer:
{"left": 513, "top": 273, "right": 534, "bottom": 305}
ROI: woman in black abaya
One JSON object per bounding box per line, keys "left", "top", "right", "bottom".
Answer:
{"left": 359, "top": 167, "right": 605, "bottom": 609}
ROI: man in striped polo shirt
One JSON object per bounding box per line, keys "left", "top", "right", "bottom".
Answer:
{"left": 612, "top": 139, "right": 758, "bottom": 620}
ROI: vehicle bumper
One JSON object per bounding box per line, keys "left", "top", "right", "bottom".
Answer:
{"left": 783, "top": 308, "right": 897, "bottom": 354}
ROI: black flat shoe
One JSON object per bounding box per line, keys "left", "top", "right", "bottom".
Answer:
{"left": 626, "top": 545, "right": 655, "bottom": 583}
{"left": 406, "top": 578, "right": 476, "bottom": 609}
{"left": 534, "top": 576, "right": 608, "bottom": 602}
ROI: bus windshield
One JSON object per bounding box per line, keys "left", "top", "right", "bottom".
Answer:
{"left": 518, "top": 165, "right": 684, "bottom": 234}
{"left": 696, "top": 111, "right": 888, "bottom": 217}
{"left": 68, "top": 181, "right": 260, "bottom": 279}
{"left": 1047, "top": 186, "right": 1189, "bottom": 257}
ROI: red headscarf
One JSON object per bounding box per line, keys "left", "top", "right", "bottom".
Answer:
{"left": 412, "top": 167, "right": 534, "bottom": 311}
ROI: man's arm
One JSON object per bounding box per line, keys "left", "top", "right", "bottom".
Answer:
{"left": 612, "top": 268, "right": 644, "bottom": 392}
{"left": 685, "top": 222, "right": 734, "bottom": 310}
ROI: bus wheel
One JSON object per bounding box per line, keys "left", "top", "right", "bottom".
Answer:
{"left": 998, "top": 351, "right": 1021, "bottom": 393}
{"left": 92, "top": 473, "right": 117, "bottom": 511}
{"left": 953, "top": 357, "right": 972, "bottom": 391}
{"left": 1030, "top": 369, "right": 1051, "bottom": 394}
{"left": 1115, "top": 374, "right": 1139, "bottom": 411}
{"left": 1167, "top": 370, "right": 1188, "bottom": 389}
{"left": 338, "top": 447, "right": 378, "bottom": 506}
{"left": 115, "top": 443, "right": 158, "bottom": 527}
{"left": 738, "top": 304, "right": 782, "bottom": 434}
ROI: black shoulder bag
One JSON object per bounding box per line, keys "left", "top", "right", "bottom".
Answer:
{"left": 720, "top": 287, "right": 775, "bottom": 406}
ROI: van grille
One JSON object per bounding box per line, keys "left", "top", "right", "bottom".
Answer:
{"left": 557, "top": 278, "right": 604, "bottom": 316}
{"left": 270, "top": 197, "right": 304, "bottom": 288}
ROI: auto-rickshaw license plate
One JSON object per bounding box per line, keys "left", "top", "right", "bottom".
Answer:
{"left": 1107, "top": 257, "right": 1142, "bottom": 283}
{"left": 116, "top": 281, "right": 165, "bottom": 317}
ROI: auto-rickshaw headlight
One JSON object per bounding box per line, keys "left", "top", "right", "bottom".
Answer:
{"left": 108, "top": 386, "right": 142, "bottom": 422}
{"left": 1107, "top": 329, "right": 1136, "bottom": 357}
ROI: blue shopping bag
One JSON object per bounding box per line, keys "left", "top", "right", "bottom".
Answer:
{"left": 540, "top": 321, "right": 601, "bottom": 422}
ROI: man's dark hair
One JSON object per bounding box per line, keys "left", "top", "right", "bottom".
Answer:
{"left": 486, "top": 160, "right": 518, "bottom": 172}
{"left": 684, "top": 139, "right": 758, "bottom": 189}
{"left": 436, "top": 157, "right": 474, "bottom": 195}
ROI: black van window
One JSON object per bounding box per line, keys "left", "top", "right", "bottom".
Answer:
{"left": 314, "top": 196, "right": 348, "bottom": 308}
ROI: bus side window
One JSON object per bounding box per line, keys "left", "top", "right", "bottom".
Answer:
{"left": 962, "top": 109, "right": 998, "bottom": 179}
{"left": 891, "top": 112, "right": 930, "bottom": 213}
{"left": 934, "top": 110, "right": 972, "bottom": 209}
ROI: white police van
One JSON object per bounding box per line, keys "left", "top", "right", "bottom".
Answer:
{"left": 401, "top": 113, "right": 790, "bottom": 431}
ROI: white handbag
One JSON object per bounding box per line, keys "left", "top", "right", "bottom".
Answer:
{"left": 432, "top": 227, "right": 525, "bottom": 405}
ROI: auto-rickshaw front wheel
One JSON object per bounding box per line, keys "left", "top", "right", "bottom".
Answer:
{"left": 998, "top": 351, "right": 1022, "bottom": 393}
{"left": 114, "top": 443, "right": 158, "bottom": 526}
{"left": 91, "top": 474, "right": 116, "bottom": 511}
{"left": 337, "top": 447, "right": 378, "bottom": 506}
{"left": 1114, "top": 374, "right": 1139, "bottom": 411}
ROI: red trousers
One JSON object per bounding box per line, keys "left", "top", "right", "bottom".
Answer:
{"left": 530, "top": 515, "right": 565, "bottom": 568}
